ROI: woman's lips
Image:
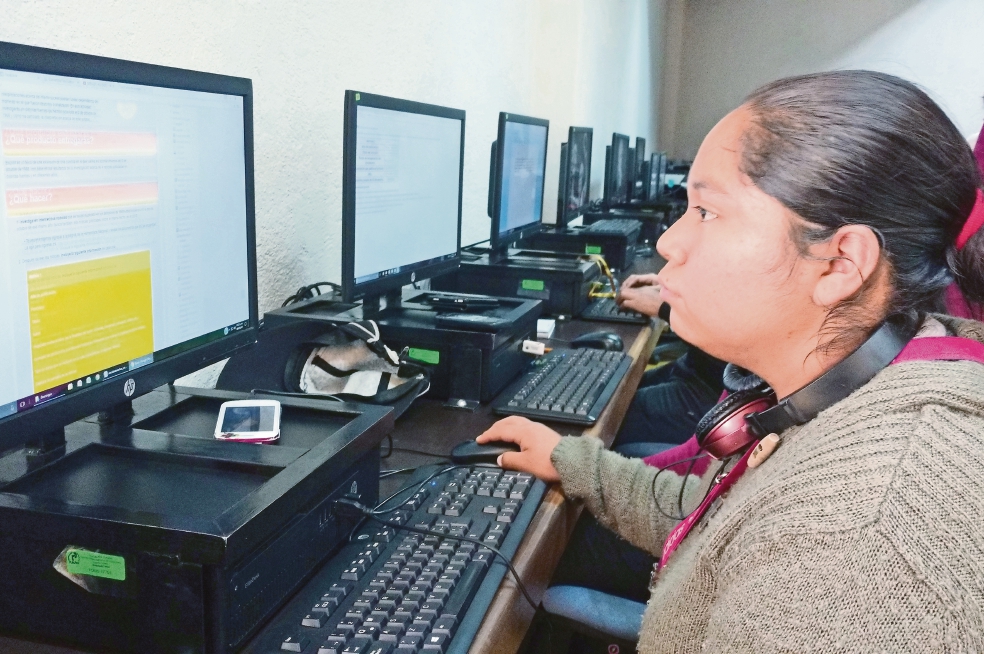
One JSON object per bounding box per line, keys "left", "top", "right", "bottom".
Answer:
{"left": 657, "top": 278, "right": 678, "bottom": 303}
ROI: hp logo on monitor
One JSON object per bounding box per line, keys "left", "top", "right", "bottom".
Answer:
{"left": 123, "top": 379, "right": 136, "bottom": 397}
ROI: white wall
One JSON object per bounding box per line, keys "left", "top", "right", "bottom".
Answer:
{"left": 665, "top": 0, "right": 984, "bottom": 158}
{"left": 0, "top": 0, "right": 659, "bottom": 312}
{"left": 0, "top": 0, "right": 660, "bottom": 384}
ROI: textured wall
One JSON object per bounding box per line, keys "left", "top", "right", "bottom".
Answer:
{"left": 0, "top": 0, "right": 658, "bottom": 312}
{"left": 0, "top": 0, "right": 659, "bottom": 385}
{"left": 666, "top": 0, "right": 984, "bottom": 158}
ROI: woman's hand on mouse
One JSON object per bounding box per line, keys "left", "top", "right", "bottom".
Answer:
{"left": 616, "top": 273, "right": 663, "bottom": 316}
{"left": 476, "top": 416, "right": 562, "bottom": 482}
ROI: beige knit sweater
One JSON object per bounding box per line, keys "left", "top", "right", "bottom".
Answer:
{"left": 551, "top": 316, "right": 984, "bottom": 653}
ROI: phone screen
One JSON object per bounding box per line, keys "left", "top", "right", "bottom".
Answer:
{"left": 221, "top": 406, "right": 276, "bottom": 433}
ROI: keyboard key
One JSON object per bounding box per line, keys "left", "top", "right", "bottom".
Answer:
{"left": 421, "top": 633, "right": 449, "bottom": 653}
{"left": 431, "top": 617, "right": 456, "bottom": 636}
{"left": 302, "top": 613, "right": 327, "bottom": 628}
{"left": 353, "top": 625, "right": 380, "bottom": 641}
{"left": 336, "top": 617, "right": 361, "bottom": 633}
{"left": 318, "top": 641, "right": 345, "bottom": 654}
{"left": 282, "top": 635, "right": 311, "bottom": 652}
{"left": 328, "top": 582, "right": 354, "bottom": 599}
{"left": 379, "top": 622, "right": 406, "bottom": 642}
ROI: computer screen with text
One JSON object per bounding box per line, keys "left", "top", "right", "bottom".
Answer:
{"left": 0, "top": 67, "right": 251, "bottom": 418}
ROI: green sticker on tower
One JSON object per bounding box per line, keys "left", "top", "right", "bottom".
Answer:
{"left": 585, "top": 245, "right": 602, "bottom": 255}
{"left": 407, "top": 348, "right": 440, "bottom": 365}
{"left": 355, "top": 93, "right": 360, "bottom": 101}
{"left": 521, "top": 279, "right": 545, "bottom": 291}
{"left": 65, "top": 549, "right": 126, "bottom": 581}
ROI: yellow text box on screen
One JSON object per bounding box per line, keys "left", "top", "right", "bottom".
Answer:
{"left": 27, "top": 251, "right": 154, "bottom": 392}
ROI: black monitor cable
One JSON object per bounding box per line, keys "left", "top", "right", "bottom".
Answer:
{"left": 281, "top": 281, "right": 341, "bottom": 307}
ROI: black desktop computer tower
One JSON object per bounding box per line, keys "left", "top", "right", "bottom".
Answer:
{"left": 520, "top": 221, "right": 641, "bottom": 271}
{"left": 0, "top": 389, "right": 392, "bottom": 654}
{"left": 432, "top": 249, "right": 601, "bottom": 318}
{"left": 264, "top": 290, "right": 542, "bottom": 405}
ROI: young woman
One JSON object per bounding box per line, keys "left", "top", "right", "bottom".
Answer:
{"left": 478, "top": 71, "right": 984, "bottom": 652}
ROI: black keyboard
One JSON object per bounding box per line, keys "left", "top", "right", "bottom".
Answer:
{"left": 583, "top": 218, "right": 641, "bottom": 235}
{"left": 580, "top": 297, "right": 649, "bottom": 325}
{"left": 242, "top": 465, "right": 547, "bottom": 654}
{"left": 491, "top": 348, "right": 632, "bottom": 425}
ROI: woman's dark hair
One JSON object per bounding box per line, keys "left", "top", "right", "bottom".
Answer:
{"left": 739, "top": 70, "right": 983, "bottom": 351}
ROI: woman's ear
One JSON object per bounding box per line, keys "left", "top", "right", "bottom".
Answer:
{"left": 812, "top": 225, "right": 883, "bottom": 308}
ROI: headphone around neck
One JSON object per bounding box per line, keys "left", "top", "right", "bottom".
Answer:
{"left": 695, "top": 313, "right": 916, "bottom": 459}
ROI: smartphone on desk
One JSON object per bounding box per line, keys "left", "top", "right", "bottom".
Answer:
{"left": 214, "top": 399, "right": 281, "bottom": 443}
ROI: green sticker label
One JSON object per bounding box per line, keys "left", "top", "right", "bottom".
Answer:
{"left": 521, "top": 279, "right": 545, "bottom": 291}
{"left": 585, "top": 245, "right": 602, "bottom": 255}
{"left": 355, "top": 92, "right": 360, "bottom": 101}
{"left": 66, "top": 549, "right": 126, "bottom": 581}
{"left": 407, "top": 348, "right": 440, "bottom": 365}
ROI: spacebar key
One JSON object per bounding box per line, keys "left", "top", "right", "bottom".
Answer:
{"left": 440, "top": 561, "right": 487, "bottom": 619}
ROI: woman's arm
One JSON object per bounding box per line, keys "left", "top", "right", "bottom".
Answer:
{"left": 477, "top": 417, "right": 704, "bottom": 556}
{"left": 551, "top": 435, "right": 703, "bottom": 555}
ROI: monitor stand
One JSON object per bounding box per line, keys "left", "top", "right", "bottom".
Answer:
{"left": 361, "top": 289, "right": 403, "bottom": 321}
{"left": 24, "top": 427, "right": 66, "bottom": 471}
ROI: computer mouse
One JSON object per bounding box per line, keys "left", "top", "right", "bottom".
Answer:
{"left": 570, "top": 330, "right": 624, "bottom": 352}
{"left": 450, "top": 440, "right": 521, "bottom": 465}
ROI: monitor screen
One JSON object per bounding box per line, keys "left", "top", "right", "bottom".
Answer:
{"left": 342, "top": 92, "right": 464, "bottom": 302}
{"left": 560, "top": 126, "right": 592, "bottom": 226}
{"left": 607, "top": 133, "right": 631, "bottom": 205}
{"left": 648, "top": 152, "right": 667, "bottom": 200}
{"left": 0, "top": 42, "right": 256, "bottom": 442}
{"left": 496, "top": 118, "right": 548, "bottom": 237}
{"left": 634, "top": 137, "right": 646, "bottom": 179}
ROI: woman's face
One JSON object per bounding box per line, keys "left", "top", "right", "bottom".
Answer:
{"left": 656, "top": 108, "right": 826, "bottom": 373}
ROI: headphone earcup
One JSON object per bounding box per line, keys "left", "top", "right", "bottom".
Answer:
{"left": 722, "top": 363, "right": 766, "bottom": 394}
{"left": 696, "top": 389, "right": 759, "bottom": 440}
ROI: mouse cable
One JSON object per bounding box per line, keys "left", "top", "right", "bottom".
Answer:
{"left": 372, "top": 463, "right": 496, "bottom": 516}
{"left": 333, "top": 497, "right": 538, "bottom": 610}
{"left": 379, "top": 467, "right": 416, "bottom": 478}
{"left": 387, "top": 445, "right": 452, "bottom": 460}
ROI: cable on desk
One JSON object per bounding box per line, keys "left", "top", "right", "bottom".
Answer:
{"left": 372, "top": 464, "right": 481, "bottom": 515}
{"left": 388, "top": 445, "right": 452, "bottom": 460}
{"left": 281, "top": 281, "right": 341, "bottom": 307}
{"left": 379, "top": 467, "right": 416, "bottom": 478}
{"left": 334, "top": 496, "right": 539, "bottom": 611}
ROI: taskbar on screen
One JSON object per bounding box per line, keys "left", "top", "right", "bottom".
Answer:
{"left": 0, "top": 319, "right": 251, "bottom": 420}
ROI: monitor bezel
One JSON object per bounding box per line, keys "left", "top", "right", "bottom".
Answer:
{"left": 634, "top": 137, "right": 646, "bottom": 199}
{"left": 649, "top": 152, "right": 667, "bottom": 201}
{"left": 0, "top": 40, "right": 259, "bottom": 448}
{"left": 558, "top": 125, "right": 593, "bottom": 227}
{"left": 341, "top": 90, "right": 465, "bottom": 303}
{"left": 606, "top": 132, "right": 631, "bottom": 206}
{"left": 488, "top": 112, "right": 550, "bottom": 252}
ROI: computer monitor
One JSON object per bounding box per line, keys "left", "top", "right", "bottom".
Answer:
{"left": 603, "top": 132, "right": 631, "bottom": 206}
{"left": 648, "top": 152, "right": 667, "bottom": 201}
{"left": 0, "top": 41, "right": 258, "bottom": 446}
{"left": 341, "top": 91, "right": 465, "bottom": 310}
{"left": 488, "top": 112, "right": 549, "bottom": 255}
{"left": 633, "top": 137, "right": 646, "bottom": 199}
{"left": 556, "top": 126, "right": 593, "bottom": 227}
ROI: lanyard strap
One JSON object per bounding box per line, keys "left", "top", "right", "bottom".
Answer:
{"left": 658, "top": 446, "right": 755, "bottom": 571}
